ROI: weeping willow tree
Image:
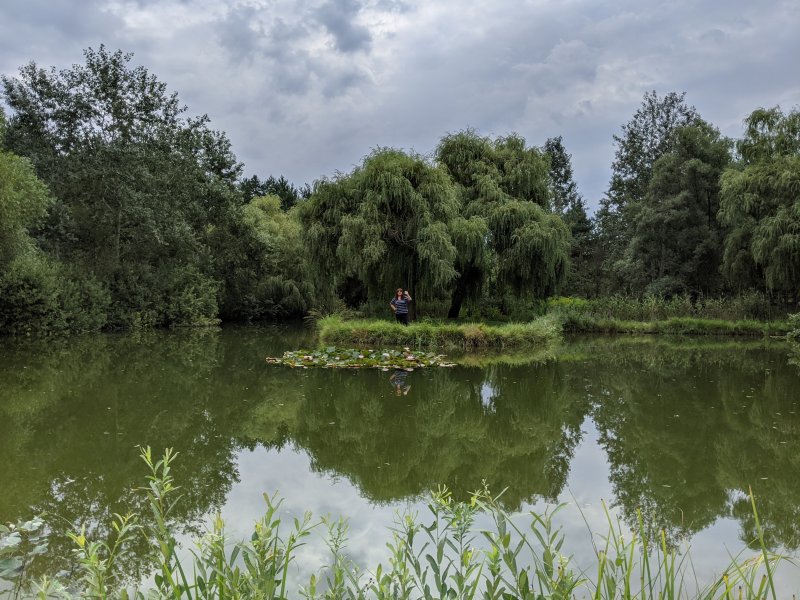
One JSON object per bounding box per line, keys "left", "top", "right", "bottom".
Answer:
{"left": 300, "top": 149, "right": 459, "bottom": 313}
{"left": 436, "top": 131, "right": 570, "bottom": 317}
{"left": 719, "top": 107, "right": 800, "bottom": 296}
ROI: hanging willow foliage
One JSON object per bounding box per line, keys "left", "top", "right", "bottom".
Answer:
{"left": 436, "top": 130, "right": 570, "bottom": 317}
{"left": 719, "top": 108, "right": 800, "bottom": 295}
{"left": 299, "top": 149, "right": 459, "bottom": 312}
{"left": 301, "top": 134, "right": 571, "bottom": 317}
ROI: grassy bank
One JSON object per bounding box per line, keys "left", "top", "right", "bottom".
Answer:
{"left": 2, "top": 447, "right": 787, "bottom": 599}
{"left": 317, "top": 313, "right": 789, "bottom": 351}
{"left": 546, "top": 293, "right": 785, "bottom": 322}
{"left": 560, "top": 314, "right": 791, "bottom": 336}
{"left": 317, "top": 315, "right": 562, "bottom": 349}
{"left": 545, "top": 295, "right": 791, "bottom": 336}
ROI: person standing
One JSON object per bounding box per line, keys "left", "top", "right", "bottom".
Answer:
{"left": 390, "top": 288, "right": 412, "bottom": 325}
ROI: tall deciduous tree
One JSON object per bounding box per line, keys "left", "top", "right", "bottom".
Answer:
{"left": 212, "top": 196, "right": 313, "bottom": 320}
{"left": 544, "top": 136, "right": 581, "bottom": 214}
{"left": 2, "top": 46, "right": 242, "bottom": 326}
{"left": 620, "top": 122, "right": 731, "bottom": 296}
{"left": 437, "top": 131, "right": 570, "bottom": 317}
{"left": 596, "top": 91, "right": 700, "bottom": 289}
{"left": 543, "top": 136, "right": 595, "bottom": 296}
{"left": 719, "top": 107, "right": 800, "bottom": 295}
{"left": 300, "top": 149, "right": 459, "bottom": 312}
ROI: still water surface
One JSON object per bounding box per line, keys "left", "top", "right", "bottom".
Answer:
{"left": 2, "top": 325, "right": 799, "bottom": 590}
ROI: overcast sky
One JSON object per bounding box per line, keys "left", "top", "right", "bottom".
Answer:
{"left": 1, "top": 0, "right": 798, "bottom": 210}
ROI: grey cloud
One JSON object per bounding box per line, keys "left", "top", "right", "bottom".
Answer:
{"left": 4, "top": 0, "right": 113, "bottom": 38}
{"left": 217, "top": 5, "right": 263, "bottom": 64}
{"left": 373, "top": 0, "right": 411, "bottom": 12}
{"left": 321, "top": 66, "right": 370, "bottom": 98}
{"left": 316, "top": 0, "right": 372, "bottom": 53}
{"left": 261, "top": 18, "right": 313, "bottom": 61}
{"left": 699, "top": 28, "right": 727, "bottom": 44}
{"left": 1, "top": 0, "right": 798, "bottom": 211}
{"left": 213, "top": 4, "right": 366, "bottom": 97}
{"left": 0, "top": 0, "right": 122, "bottom": 75}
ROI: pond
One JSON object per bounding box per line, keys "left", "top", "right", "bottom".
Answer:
{"left": 1, "top": 325, "right": 799, "bottom": 593}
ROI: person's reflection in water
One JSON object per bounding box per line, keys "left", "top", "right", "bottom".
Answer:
{"left": 389, "top": 369, "right": 412, "bottom": 396}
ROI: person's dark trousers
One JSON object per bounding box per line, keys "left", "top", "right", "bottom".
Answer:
{"left": 395, "top": 313, "right": 409, "bottom": 325}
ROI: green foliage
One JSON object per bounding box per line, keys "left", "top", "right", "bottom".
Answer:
{"left": 547, "top": 293, "right": 782, "bottom": 322}
{"left": 2, "top": 46, "right": 242, "bottom": 330}
{"left": 547, "top": 293, "right": 791, "bottom": 336}
{"left": 437, "top": 131, "right": 571, "bottom": 317}
{"left": 239, "top": 174, "right": 307, "bottom": 209}
{"left": 788, "top": 313, "right": 800, "bottom": 342}
{"left": 214, "top": 196, "right": 313, "bottom": 320}
{"left": 719, "top": 107, "right": 800, "bottom": 294}
{"left": 596, "top": 91, "right": 701, "bottom": 291}
{"left": 266, "top": 347, "right": 454, "bottom": 369}
{"left": 161, "top": 265, "right": 220, "bottom": 328}
{"left": 543, "top": 135, "right": 581, "bottom": 215}
{"left": 0, "top": 148, "right": 53, "bottom": 267}
{"left": 0, "top": 254, "right": 110, "bottom": 335}
{"left": 605, "top": 91, "right": 701, "bottom": 211}
{"left": 619, "top": 122, "right": 732, "bottom": 295}
{"left": 300, "top": 148, "right": 460, "bottom": 313}
{"left": 0, "top": 516, "right": 48, "bottom": 594}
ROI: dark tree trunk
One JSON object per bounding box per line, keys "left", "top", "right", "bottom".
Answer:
{"left": 447, "top": 268, "right": 478, "bottom": 319}
{"left": 447, "top": 291, "right": 464, "bottom": 319}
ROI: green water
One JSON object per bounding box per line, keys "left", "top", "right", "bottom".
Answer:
{"left": 2, "top": 325, "right": 799, "bottom": 586}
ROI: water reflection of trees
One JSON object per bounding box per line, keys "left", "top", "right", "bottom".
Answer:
{"left": 0, "top": 327, "right": 587, "bottom": 580}
{"left": 281, "top": 363, "right": 588, "bottom": 508}
{"left": 3, "top": 329, "right": 800, "bottom": 583}
{"left": 581, "top": 337, "right": 800, "bottom": 550}
{"left": 0, "top": 330, "right": 243, "bottom": 581}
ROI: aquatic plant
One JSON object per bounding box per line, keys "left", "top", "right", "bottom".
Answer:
{"left": 266, "top": 347, "right": 455, "bottom": 369}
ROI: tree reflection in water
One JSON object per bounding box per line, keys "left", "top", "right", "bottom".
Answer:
{"left": 1, "top": 328, "right": 799, "bottom": 584}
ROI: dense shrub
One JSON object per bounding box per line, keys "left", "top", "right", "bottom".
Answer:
{"left": 0, "top": 254, "right": 110, "bottom": 335}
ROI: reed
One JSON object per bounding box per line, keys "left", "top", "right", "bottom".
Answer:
{"left": 547, "top": 293, "right": 790, "bottom": 324}
{"left": 1, "top": 448, "right": 789, "bottom": 600}
{"left": 559, "top": 315, "right": 790, "bottom": 336}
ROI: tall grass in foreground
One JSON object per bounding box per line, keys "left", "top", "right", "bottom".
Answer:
{"left": 1, "top": 448, "right": 789, "bottom": 599}
{"left": 317, "top": 316, "right": 562, "bottom": 349}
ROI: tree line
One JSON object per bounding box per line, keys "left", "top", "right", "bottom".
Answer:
{"left": 0, "top": 48, "right": 798, "bottom": 333}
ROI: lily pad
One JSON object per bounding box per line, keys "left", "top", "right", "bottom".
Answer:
{"left": 266, "top": 347, "right": 455, "bottom": 369}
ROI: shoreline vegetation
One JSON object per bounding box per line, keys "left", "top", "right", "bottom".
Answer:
{"left": 1, "top": 447, "right": 786, "bottom": 599}
{"left": 560, "top": 316, "right": 789, "bottom": 336}
{"left": 2, "top": 54, "right": 799, "bottom": 341}
{"left": 317, "top": 315, "right": 563, "bottom": 350}
{"left": 316, "top": 310, "right": 791, "bottom": 352}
